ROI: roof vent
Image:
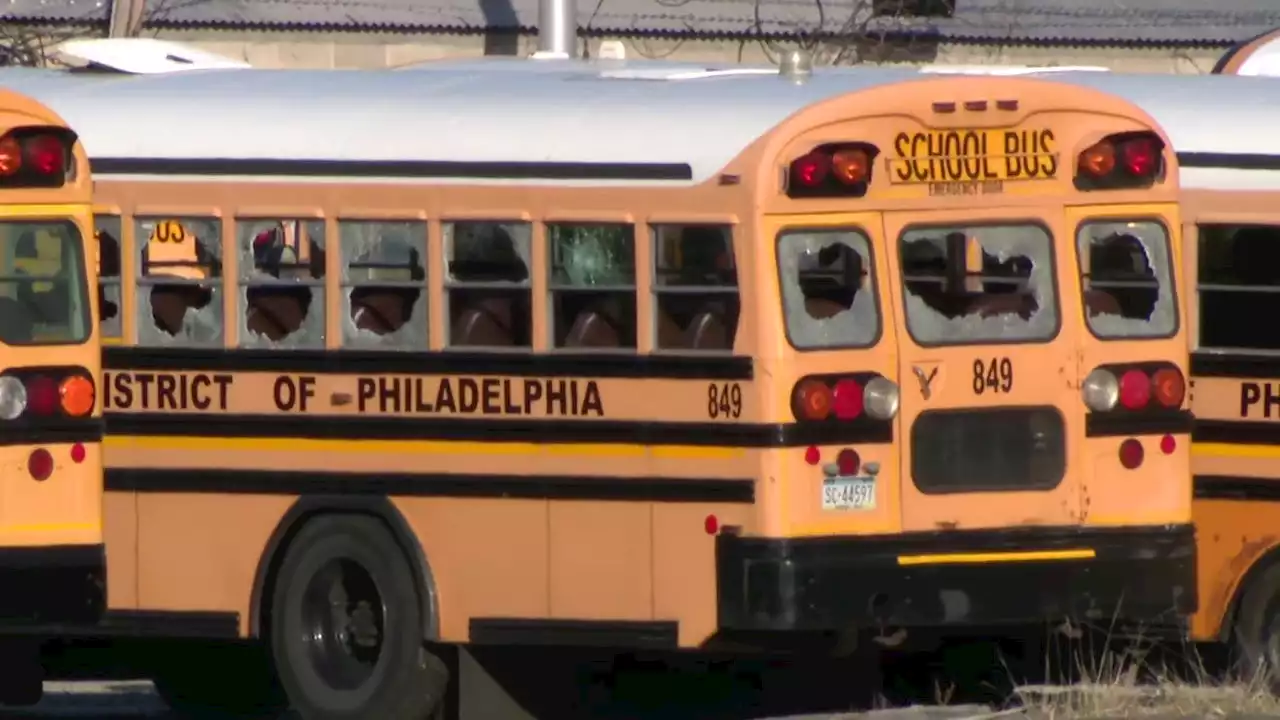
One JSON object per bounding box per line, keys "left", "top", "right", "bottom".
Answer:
{"left": 54, "top": 38, "right": 251, "bottom": 74}
{"left": 779, "top": 49, "right": 812, "bottom": 82}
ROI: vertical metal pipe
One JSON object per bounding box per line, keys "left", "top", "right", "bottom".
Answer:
{"left": 536, "top": 0, "right": 578, "bottom": 58}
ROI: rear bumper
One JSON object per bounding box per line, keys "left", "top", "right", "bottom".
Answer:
{"left": 0, "top": 544, "right": 105, "bottom": 625}
{"left": 716, "top": 524, "right": 1195, "bottom": 632}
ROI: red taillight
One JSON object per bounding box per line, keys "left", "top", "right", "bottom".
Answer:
{"left": 1151, "top": 367, "right": 1185, "bottom": 408}
{"left": 836, "top": 448, "right": 861, "bottom": 476}
{"left": 25, "top": 134, "right": 65, "bottom": 176}
{"left": 804, "top": 446, "right": 821, "bottom": 465}
{"left": 704, "top": 514, "right": 719, "bottom": 535}
{"left": 791, "top": 152, "right": 829, "bottom": 188}
{"left": 1160, "top": 434, "right": 1176, "bottom": 455}
{"left": 831, "top": 378, "right": 864, "bottom": 420}
{"left": 70, "top": 443, "right": 86, "bottom": 464}
{"left": 1119, "top": 438, "right": 1144, "bottom": 469}
{"left": 1118, "top": 369, "right": 1151, "bottom": 410}
{"left": 27, "top": 448, "right": 53, "bottom": 481}
{"left": 25, "top": 376, "right": 58, "bottom": 416}
{"left": 1120, "top": 137, "right": 1158, "bottom": 178}
{"left": 793, "top": 380, "right": 832, "bottom": 421}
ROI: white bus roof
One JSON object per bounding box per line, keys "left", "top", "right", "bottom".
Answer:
{"left": 0, "top": 59, "right": 1143, "bottom": 186}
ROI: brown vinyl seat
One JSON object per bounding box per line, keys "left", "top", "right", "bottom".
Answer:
{"left": 564, "top": 309, "right": 621, "bottom": 348}
{"left": 452, "top": 298, "right": 516, "bottom": 347}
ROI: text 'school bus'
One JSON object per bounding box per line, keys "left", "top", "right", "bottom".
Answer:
{"left": 5, "top": 60, "right": 1192, "bottom": 718}
{"left": 1059, "top": 59, "right": 1280, "bottom": 678}
{"left": 0, "top": 87, "right": 105, "bottom": 705}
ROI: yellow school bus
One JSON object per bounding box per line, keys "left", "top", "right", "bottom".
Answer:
{"left": 0, "top": 87, "right": 104, "bottom": 706}
{"left": 16, "top": 60, "right": 1191, "bottom": 717}
{"left": 1057, "top": 64, "right": 1280, "bottom": 678}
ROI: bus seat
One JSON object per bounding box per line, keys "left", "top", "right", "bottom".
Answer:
{"left": 1083, "top": 289, "right": 1123, "bottom": 317}
{"left": 149, "top": 284, "right": 209, "bottom": 336}
{"left": 804, "top": 297, "right": 846, "bottom": 320}
{"left": 968, "top": 293, "right": 1035, "bottom": 320}
{"left": 685, "top": 309, "right": 730, "bottom": 350}
{"left": 564, "top": 309, "right": 620, "bottom": 348}
{"left": 246, "top": 291, "right": 307, "bottom": 342}
{"left": 452, "top": 298, "right": 515, "bottom": 347}
{"left": 657, "top": 310, "right": 684, "bottom": 348}
{"left": 350, "top": 289, "right": 412, "bottom": 336}
{"left": 0, "top": 297, "right": 33, "bottom": 343}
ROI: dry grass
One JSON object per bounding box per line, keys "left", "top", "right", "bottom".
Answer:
{"left": 1011, "top": 638, "right": 1280, "bottom": 719}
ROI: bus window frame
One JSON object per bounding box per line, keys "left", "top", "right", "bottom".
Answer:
{"left": 0, "top": 217, "right": 93, "bottom": 348}
{"left": 774, "top": 225, "right": 884, "bottom": 353}
{"left": 896, "top": 219, "right": 1063, "bottom": 350}
{"left": 1073, "top": 215, "right": 1180, "bottom": 343}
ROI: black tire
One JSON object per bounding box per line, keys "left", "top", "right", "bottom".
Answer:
{"left": 150, "top": 641, "right": 288, "bottom": 719}
{"left": 270, "top": 514, "right": 448, "bottom": 720}
{"left": 1233, "top": 562, "right": 1280, "bottom": 686}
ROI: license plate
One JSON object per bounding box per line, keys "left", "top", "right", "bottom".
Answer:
{"left": 822, "top": 476, "right": 876, "bottom": 511}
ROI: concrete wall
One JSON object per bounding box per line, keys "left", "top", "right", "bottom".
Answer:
{"left": 146, "top": 29, "right": 1226, "bottom": 73}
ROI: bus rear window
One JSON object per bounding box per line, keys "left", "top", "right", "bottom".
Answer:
{"left": 900, "top": 224, "right": 1057, "bottom": 345}
{"left": 778, "top": 229, "right": 879, "bottom": 349}
{"left": 0, "top": 221, "right": 90, "bottom": 345}
{"left": 1078, "top": 220, "right": 1176, "bottom": 339}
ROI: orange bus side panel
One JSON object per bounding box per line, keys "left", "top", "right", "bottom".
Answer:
{"left": 1192, "top": 498, "right": 1280, "bottom": 641}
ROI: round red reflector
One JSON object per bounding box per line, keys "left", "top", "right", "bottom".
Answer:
{"left": 704, "top": 514, "right": 719, "bottom": 535}
{"left": 1151, "top": 367, "right": 1185, "bottom": 408}
{"left": 804, "top": 446, "right": 821, "bottom": 466}
{"left": 791, "top": 152, "right": 829, "bottom": 188}
{"left": 831, "top": 379, "right": 864, "bottom": 420}
{"left": 836, "top": 448, "right": 861, "bottom": 476}
{"left": 25, "top": 135, "right": 64, "bottom": 176}
{"left": 70, "top": 442, "right": 85, "bottom": 464}
{"left": 1118, "top": 369, "right": 1151, "bottom": 410}
{"left": 1119, "top": 438, "right": 1144, "bottom": 470}
{"left": 27, "top": 448, "right": 53, "bottom": 481}
{"left": 1160, "top": 434, "right": 1176, "bottom": 455}
{"left": 24, "top": 376, "right": 58, "bottom": 416}
{"left": 1121, "top": 138, "right": 1159, "bottom": 177}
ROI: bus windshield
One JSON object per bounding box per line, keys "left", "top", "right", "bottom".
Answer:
{"left": 0, "top": 220, "right": 90, "bottom": 345}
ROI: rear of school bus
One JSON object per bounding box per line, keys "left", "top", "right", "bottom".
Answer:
{"left": 717, "top": 73, "right": 1195, "bottom": 640}
{"left": 0, "top": 90, "right": 105, "bottom": 627}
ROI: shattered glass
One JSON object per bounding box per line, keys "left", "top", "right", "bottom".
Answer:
{"left": 339, "top": 220, "right": 427, "bottom": 349}
{"left": 135, "top": 218, "right": 223, "bottom": 347}
{"left": 237, "top": 220, "right": 326, "bottom": 349}
{"left": 779, "top": 229, "right": 879, "bottom": 349}
{"left": 1078, "top": 221, "right": 1176, "bottom": 338}
{"left": 93, "top": 216, "right": 122, "bottom": 338}
{"left": 445, "top": 222, "right": 532, "bottom": 283}
{"left": 549, "top": 224, "right": 635, "bottom": 288}
{"left": 900, "top": 225, "right": 1057, "bottom": 345}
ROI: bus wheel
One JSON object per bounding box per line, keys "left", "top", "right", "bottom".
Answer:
{"left": 270, "top": 514, "right": 448, "bottom": 720}
{"left": 1232, "top": 562, "right": 1280, "bottom": 686}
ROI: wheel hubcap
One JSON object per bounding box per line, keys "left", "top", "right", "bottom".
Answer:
{"left": 301, "top": 558, "right": 385, "bottom": 691}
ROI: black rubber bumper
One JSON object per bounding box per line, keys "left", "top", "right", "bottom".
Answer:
{"left": 717, "top": 524, "right": 1196, "bottom": 631}
{"left": 0, "top": 544, "right": 105, "bottom": 625}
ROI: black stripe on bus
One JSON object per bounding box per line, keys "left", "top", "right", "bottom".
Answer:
{"left": 104, "top": 413, "right": 894, "bottom": 448}
{"left": 1191, "top": 353, "right": 1280, "bottom": 379}
{"left": 89, "top": 158, "right": 695, "bottom": 182}
{"left": 1177, "top": 152, "right": 1280, "bottom": 171}
{"left": 1084, "top": 411, "right": 1193, "bottom": 438}
{"left": 104, "top": 468, "right": 756, "bottom": 503}
{"left": 1192, "top": 420, "right": 1280, "bottom": 445}
{"left": 1194, "top": 475, "right": 1280, "bottom": 502}
{"left": 103, "top": 347, "right": 754, "bottom": 381}
{"left": 0, "top": 419, "right": 103, "bottom": 448}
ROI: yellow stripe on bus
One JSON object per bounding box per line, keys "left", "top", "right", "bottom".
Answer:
{"left": 1194, "top": 443, "right": 1280, "bottom": 459}
{"left": 896, "top": 549, "right": 1096, "bottom": 566}
{"left": 104, "top": 435, "right": 744, "bottom": 460}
